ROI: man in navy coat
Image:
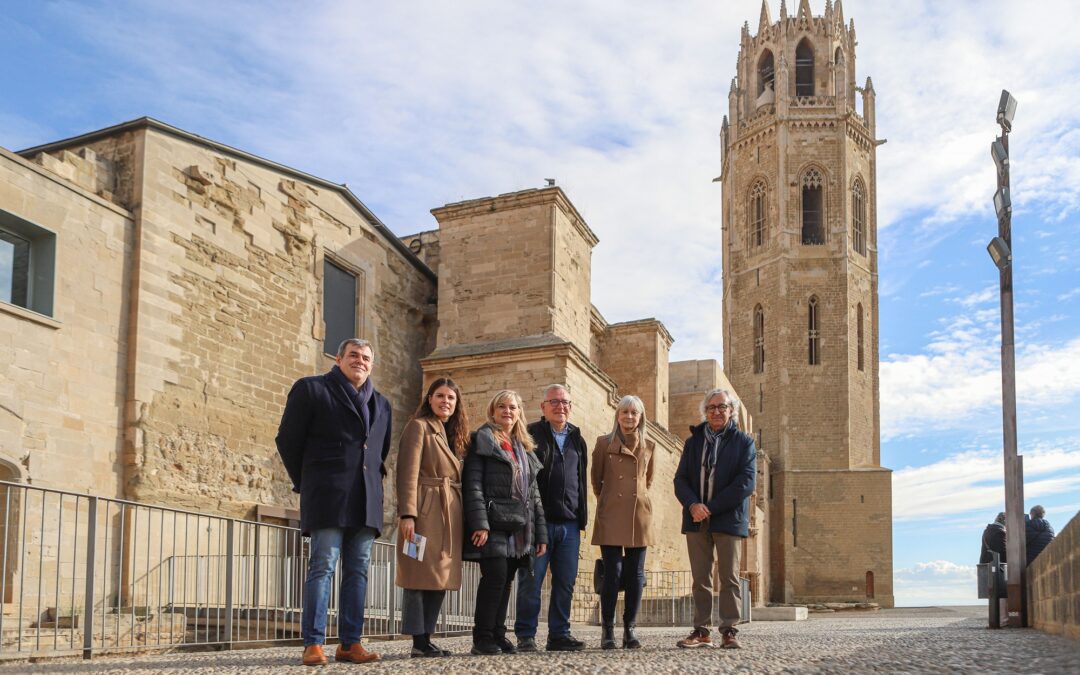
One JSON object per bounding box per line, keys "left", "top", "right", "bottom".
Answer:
{"left": 276, "top": 338, "right": 392, "bottom": 666}
{"left": 673, "top": 388, "right": 756, "bottom": 651}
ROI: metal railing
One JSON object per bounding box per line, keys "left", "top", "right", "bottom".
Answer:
{"left": 0, "top": 480, "right": 745, "bottom": 659}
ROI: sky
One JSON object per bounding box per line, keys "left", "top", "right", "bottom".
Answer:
{"left": 2, "top": 0, "right": 1078, "bottom": 606}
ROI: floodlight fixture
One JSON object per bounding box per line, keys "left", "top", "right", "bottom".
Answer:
{"left": 991, "top": 138, "right": 1009, "bottom": 174}
{"left": 997, "top": 90, "right": 1017, "bottom": 132}
{"left": 993, "top": 187, "right": 1011, "bottom": 221}
{"left": 987, "top": 236, "right": 1011, "bottom": 270}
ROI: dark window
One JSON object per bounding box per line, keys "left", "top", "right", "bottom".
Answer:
{"left": 802, "top": 168, "right": 825, "bottom": 245}
{"left": 792, "top": 498, "right": 798, "bottom": 547}
{"left": 795, "top": 40, "right": 815, "bottom": 97}
{"left": 323, "top": 258, "right": 357, "bottom": 356}
{"left": 857, "top": 303, "right": 865, "bottom": 371}
{"left": 808, "top": 296, "right": 821, "bottom": 365}
{"left": 753, "top": 305, "right": 765, "bottom": 374}
{"left": 852, "top": 178, "right": 866, "bottom": 255}
{"left": 749, "top": 180, "right": 767, "bottom": 248}
{"left": 758, "top": 50, "right": 775, "bottom": 96}
{"left": 0, "top": 212, "right": 56, "bottom": 317}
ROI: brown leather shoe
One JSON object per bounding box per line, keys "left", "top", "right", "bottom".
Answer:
{"left": 335, "top": 642, "right": 381, "bottom": 663}
{"left": 721, "top": 628, "right": 741, "bottom": 649}
{"left": 302, "top": 644, "right": 328, "bottom": 666}
{"left": 676, "top": 627, "right": 712, "bottom": 648}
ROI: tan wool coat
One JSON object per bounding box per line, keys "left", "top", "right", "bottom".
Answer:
{"left": 395, "top": 416, "right": 464, "bottom": 591}
{"left": 590, "top": 431, "right": 656, "bottom": 548}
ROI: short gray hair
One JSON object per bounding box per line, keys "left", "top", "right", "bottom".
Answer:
{"left": 1029, "top": 505, "right": 1046, "bottom": 519}
{"left": 336, "top": 338, "right": 374, "bottom": 359}
{"left": 700, "top": 388, "right": 739, "bottom": 420}
{"left": 995, "top": 512, "right": 1007, "bottom": 525}
{"left": 541, "top": 384, "right": 569, "bottom": 400}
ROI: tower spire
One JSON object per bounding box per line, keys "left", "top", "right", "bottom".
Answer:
{"left": 797, "top": 0, "right": 812, "bottom": 23}
{"left": 780, "top": 0, "right": 788, "bottom": 21}
{"left": 758, "top": 0, "right": 773, "bottom": 34}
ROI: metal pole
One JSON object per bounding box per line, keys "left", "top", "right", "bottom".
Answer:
{"left": 995, "top": 115, "right": 1027, "bottom": 627}
{"left": 83, "top": 497, "right": 98, "bottom": 659}
{"left": 225, "top": 519, "right": 235, "bottom": 649}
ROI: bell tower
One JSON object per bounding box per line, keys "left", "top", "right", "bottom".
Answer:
{"left": 720, "top": 0, "right": 893, "bottom": 606}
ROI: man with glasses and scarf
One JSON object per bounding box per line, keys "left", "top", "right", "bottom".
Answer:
{"left": 673, "top": 388, "right": 756, "bottom": 650}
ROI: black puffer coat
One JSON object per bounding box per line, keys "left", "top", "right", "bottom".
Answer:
{"left": 980, "top": 522, "right": 1006, "bottom": 564}
{"left": 1025, "top": 516, "right": 1055, "bottom": 564}
{"left": 462, "top": 425, "right": 547, "bottom": 560}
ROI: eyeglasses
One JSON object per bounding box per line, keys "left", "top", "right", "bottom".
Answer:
{"left": 705, "top": 404, "right": 733, "bottom": 413}
{"left": 544, "top": 399, "right": 572, "bottom": 408}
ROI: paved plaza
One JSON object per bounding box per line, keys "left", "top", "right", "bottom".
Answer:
{"left": 2, "top": 606, "right": 1078, "bottom": 674}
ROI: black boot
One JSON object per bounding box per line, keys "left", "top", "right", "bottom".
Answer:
{"left": 622, "top": 623, "right": 641, "bottom": 649}
{"left": 601, "top": 623, "right": 617, "bottom": 650}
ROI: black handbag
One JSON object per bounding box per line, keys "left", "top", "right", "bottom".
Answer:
{"left": 486, "top": 497, "right": 527, "bottom": 531}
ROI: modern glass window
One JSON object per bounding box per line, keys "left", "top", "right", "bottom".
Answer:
{"left": 323, "top": 258, "right": 358, "bottom": 356}
{"left": 0, "top": 211, "right": 56, "bottom": 317}
{"left": 753, "top": 304, "right": 765, "bottom": 374}
{"left": 802, "top": 168, "right": 825, "bottom": 245}
{"left": 808, "top": 296, "right": 821, "bottom": 365}
{"left": 852, "top": 178, "right": 866, "bottom": 255}
{"left": 795, "top": 39, "right": 815, "bottom": 97}
{"left": 749, "top": 180, "right": 767, "bottom": 248}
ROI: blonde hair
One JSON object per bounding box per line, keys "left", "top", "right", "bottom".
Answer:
{"left": 610, "top": 395, "right": 647, "bottom": 447}
{"left": 486, "top": 389, "right": 536, "bottom": 452}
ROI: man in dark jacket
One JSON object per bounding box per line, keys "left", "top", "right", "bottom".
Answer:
{"left": 1025, "top": 505, "right": 1055, "bottom": 564}
{"left": 514, "top": 385, "right": 588, "bottom": 652}
{"left": 673, "top": 388, "right": 756, "bottom": 650}
{"left": 980, "top": 512, "right": 1007, "bottom": 564}
{"left": 276, "top": 338, "right": 392, "bottom": 666}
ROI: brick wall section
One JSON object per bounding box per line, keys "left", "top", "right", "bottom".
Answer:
{"left": 1027, "top": 510, "right": 1080, "bottom": 639}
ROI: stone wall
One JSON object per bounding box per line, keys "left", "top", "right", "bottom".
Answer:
{"left": 598, "top": 320, "right": 673, "bottom": 428}
{"left": 1027, "top": 510, "right": 1080, "bottom": 639}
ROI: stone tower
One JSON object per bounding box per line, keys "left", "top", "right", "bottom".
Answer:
{"left": 720, "top": 0, "right": 893, "bottom": 606}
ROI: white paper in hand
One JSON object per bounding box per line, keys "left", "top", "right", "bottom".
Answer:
{"left": 402, "top": 532, "right": 427, "bottom": 562}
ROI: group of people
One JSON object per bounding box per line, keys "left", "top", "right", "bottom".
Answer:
{"left": 979, "top": 505, "right": 1056, "bottom": 566}
{"left": 276, "top": 338, "right": 757, "bottom": 665}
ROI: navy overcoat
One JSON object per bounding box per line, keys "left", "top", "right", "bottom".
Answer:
{"left": 673, "top": 420, "right": 756, "bottom": 537}
{"left": 275, "top": 369, "right": 392, "bottom": 534}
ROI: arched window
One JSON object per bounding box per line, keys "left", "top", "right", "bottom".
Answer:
{"left": 801, "top": 168, "right": 825, "bottom": 245}
{"left": 757, "top": 50, "right": 775, "bottom": 96}
{"left": 753, "top": 305, "right": 765, "bottom": 374}
{"left": 808, "top": 296, "right": 820, "bottom": 365}
{"left": 834, "top": 47, "right": 844, "bottom": 66}
{"left": 795, "top": 39, "right": 815, "bottom": 97}
{"left": 857, "top": 303, "right": 865, "bottom": 371}
{"left": 852, "top": 178, "right": 866, "bottom": 255}
{"left": 749, "top": 179, "right": 767, "bottom": 248}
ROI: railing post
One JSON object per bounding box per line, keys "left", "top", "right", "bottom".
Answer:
{"left": 82, "top": 497, "right": 98, "bottom": 660}
{"left": 224, "top": 519, "right": 234, "bottom": 649}
{"left": 989, "top": 551, "right": 1001, "bottom": 629}
{"left": 387, "top": 548, "right": 397, "bottom": 636}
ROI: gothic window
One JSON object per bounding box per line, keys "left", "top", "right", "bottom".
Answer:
{"left": 857, "top": 303, "right": 865, "bottom": 371}
{"left": 834, "top": 47, "right": 844, "bottom": 66}
{"left": 801, "top": 168, "right": 825, "bottom": 245}
{"left": 808, "top": 296, "right": 821, "bottom": 365}
{"left": 757, "top": 49, "right": 775, "bottom": 96}
{"left": 795, "top": 39, "right": 815, "bottom": 97}
{"left": 749, "top": 179, "right": 767, "bottom": 248}
{"left": 753, "top": 304, "right": 765, "bottom": 374}
{"left": 852, "top": 177, "right": 866, "bottom": 255}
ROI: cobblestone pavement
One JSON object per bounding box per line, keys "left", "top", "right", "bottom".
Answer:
{"left": 3, "top": 606, "right": 1078, "bottom": 674}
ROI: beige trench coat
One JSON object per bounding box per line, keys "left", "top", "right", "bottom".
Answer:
{"left": 590, "top": 432, "right": 656, "bottom": 548}
{"left": 394, "top": 416, "right": 463, "bottom": 591}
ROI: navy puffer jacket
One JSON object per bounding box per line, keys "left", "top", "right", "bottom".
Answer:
{"left": 1025, "top": 516, "right": 1055, "bottom": 564}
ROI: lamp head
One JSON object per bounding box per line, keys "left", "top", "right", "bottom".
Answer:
{"left": 987, "top": 236, "right": 1011, "bottom": 270}
{"left": 997, "top": 90, "right": 1017, "bottom": 132}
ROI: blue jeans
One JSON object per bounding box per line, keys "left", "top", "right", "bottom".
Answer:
{"left": 515, "top": 521, "right": 580, "bottom": 639}
{"left": 302, "top": 527, "right": 376, "bottom": 646}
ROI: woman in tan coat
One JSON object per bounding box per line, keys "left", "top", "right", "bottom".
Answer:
{"left": 395, "top": 377, "right": 470, "bottom": 658}
{"left": 591, "top": 395, "right": 654, "bottom": 650}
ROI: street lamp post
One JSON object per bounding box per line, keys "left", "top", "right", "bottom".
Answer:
{"left": 988, "top": 89, "right": 1026, "bottom": 628}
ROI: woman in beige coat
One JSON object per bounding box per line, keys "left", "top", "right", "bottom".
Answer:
{"left": 396, "top": 377, "right": 470, "bottom": 658}
{"left": 591, "top": 395, "right": 655, "bottom": 650}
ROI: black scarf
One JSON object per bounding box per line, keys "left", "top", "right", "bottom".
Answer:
{"left": 330, "top": 365, "right": 374, "bottom": 430}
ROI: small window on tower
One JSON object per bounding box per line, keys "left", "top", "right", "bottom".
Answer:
{"left": 749, "top": 180, "right": 767, "bottom": 248}
{"left": 852, "top": 177, "right": 867, "bottom": 255}
{"left": 795, "top": 39, "right": 815, "bottom": 97}
{"left": 757, "top": 49, "right": 775, "bottom": 98}
{"left": 801, "top": 168, "right": 825, "bottom": 245}
{"left": 753, "top": 305, "right": 765, "bottom": 374}
{"left": 857, "top": 303, "right": 865, "bottom": 371}
{"left": 808, "top": 296, "right": 821, "bottom": 365}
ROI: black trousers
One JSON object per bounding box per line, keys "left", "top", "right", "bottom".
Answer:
{"left": 401, "top": 588, "right": 446, "bottom": 636}
{"left": 474, "top": 556, "right": 529, "bottom": 641}
{"left": 599, "top": 545, "right": 647, "bottom": 626}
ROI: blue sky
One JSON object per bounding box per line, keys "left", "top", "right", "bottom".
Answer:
{"left": 2, "top": 0, "right": 1078, "bottom": 605}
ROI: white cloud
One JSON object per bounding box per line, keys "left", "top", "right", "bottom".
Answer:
{"left": 894, "top": 559, "right": 978, "bottom": 607}
{"left": 893, "top": 441, "right": 1080, "bottom": 521}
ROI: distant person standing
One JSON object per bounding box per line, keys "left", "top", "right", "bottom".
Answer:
{"left": 276, "top": 338, "right": 391, "bottom": 666}
{"left": 1025, "top": 505, "right": 1055, "bottom": 565}
{"left": 979, "top": 512, "right": 1007, "bottom": 564}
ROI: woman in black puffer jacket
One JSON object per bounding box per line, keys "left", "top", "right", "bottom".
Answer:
{"left": 463, "top": 389, "right": 548, "bottom": 656}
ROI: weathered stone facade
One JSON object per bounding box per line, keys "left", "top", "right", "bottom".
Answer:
{"left": 719, "top": 0, "right": 893, "bottom": 606}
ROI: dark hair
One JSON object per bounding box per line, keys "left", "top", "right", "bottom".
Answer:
{"left": 414, "top": 378, "right": 469, "bottom": 458}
